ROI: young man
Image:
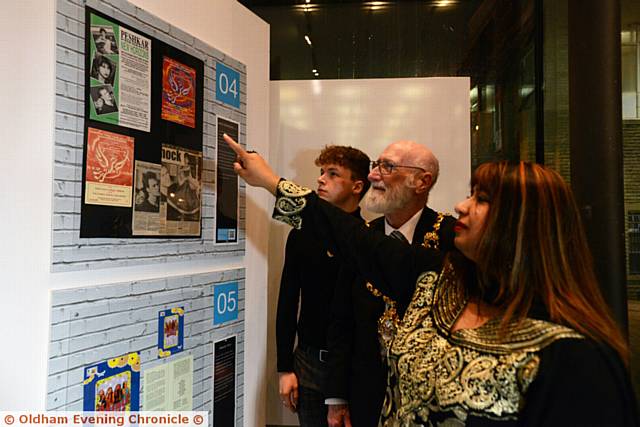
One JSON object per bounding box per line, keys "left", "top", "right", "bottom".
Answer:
{"left": 276, "top": 145, "right": 371, "bottom": 426}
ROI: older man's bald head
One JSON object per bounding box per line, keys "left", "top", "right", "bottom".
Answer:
{"left": 384, "top": 140, "right": 439, "bottom": 188}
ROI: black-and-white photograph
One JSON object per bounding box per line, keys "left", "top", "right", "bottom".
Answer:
{"left": 90, "top": 85, "right": 118, "bottom": 115}
{"left": 91, "top": 25, "right": 119, "bottom": 54}
{"left": 90, "top": 54, "right": 116, "bottom": 86}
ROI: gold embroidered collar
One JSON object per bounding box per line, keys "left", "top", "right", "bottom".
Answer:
{"left": 431, "top": 264, "right": 583, "bottom": 355}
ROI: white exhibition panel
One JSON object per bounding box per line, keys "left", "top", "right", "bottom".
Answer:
{"left": 266, "top": 77, "right": 470, "bottom": 425}
{"left": 270, "top": 77, "right": 471, "bottom": 214}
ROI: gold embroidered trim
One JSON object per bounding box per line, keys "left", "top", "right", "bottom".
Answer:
{"left": 367, "top": 211, "right": 448, "bottom": 344}
{"left": 380, "top": 265, "right": 585, "bottom": 425}
{"left": 422, "top": 212, "right": 446, "bottom": 249}
{"left": 272, "top": 180, "right": 313, "bottom": 230}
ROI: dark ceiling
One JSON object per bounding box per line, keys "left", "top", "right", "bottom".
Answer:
{"left": 239, "top": 0, "right": 483, "bottom": 80}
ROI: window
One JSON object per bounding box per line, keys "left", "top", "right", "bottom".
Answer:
{"left": 630, "top": 211, "right": 640, "bottom": 275}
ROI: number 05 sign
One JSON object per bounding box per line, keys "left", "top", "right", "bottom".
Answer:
{"left": 213, "top": 281, "right": 239, "bottom": 325}
{"left": 215, "top": 62, "right": 240, "bottom": 108}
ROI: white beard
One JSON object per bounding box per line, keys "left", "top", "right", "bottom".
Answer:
{"left": 363, "top": 181, "right": 414, "bottom": 214}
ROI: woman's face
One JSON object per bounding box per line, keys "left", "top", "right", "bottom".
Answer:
{"left": 453, "top": 186, "right": 490, "bottom": 261}
{"left": 99, "top": 62, "right": 111, "bottom": 79}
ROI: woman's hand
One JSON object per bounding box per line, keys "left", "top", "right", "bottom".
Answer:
{"left": 223, "top": 134, "right": 280, "bottom": 194}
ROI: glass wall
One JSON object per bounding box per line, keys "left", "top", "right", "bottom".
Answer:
{"left": 622, "top": 0, "right": 640, "bottom": 400}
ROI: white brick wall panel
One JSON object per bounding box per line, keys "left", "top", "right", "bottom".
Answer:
{"left": 128, "top": 334, "right": 156, "bottom": 350}
{"left": 85, "top": 283, "right": 133, "bottom": 301}
{"left": 53, "top": 197, "right": 79, "bottom": 214}
{"left": 57, "top": 0, "right": 84, "bottom": 22}
{"left": 53, "top": 231, "right": 78, "bottom": 246}
{"left": 133, "top": 8, "right": 170, "bottom": 33}
{"left": 131, "top": 279, "right": 166, "bottom": 295}
{"left": 54, "top": 146, "right": 81, "bottom": 166}
{"left": 56, "top": 13, "right": 84, "bottom": 36}
{"left": 56, "top": 80, "right": 84, "bottom": 102}
{"left": 51, "top": 287, "right": 87, "bottom": 306}
{"left": 148, "top": 289, "right": 184, "bottom": 306}
{"left": 57, "top": 96, "right": 83, "bottom": 116}
{"left": 57, "top": 46, "right": 84, "bottom": 69}
{"left": 55, "top": 112, "right": 82, "bottom": 132}
{"left": 56, "top": 30, "right": 83, "bottom": 54}
{"left": 68, "top": 331, "right": 108, "bottom": 353}
{"left": 49, "top": 339, "right": 70, "bottom": 359}
{"left": 106, "top": 321, "right": 150, "bottom": 342}
{"left": 54, "top": 164, "right": 80, "bottom": 183}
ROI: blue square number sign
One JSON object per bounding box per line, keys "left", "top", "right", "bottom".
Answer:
{"left": 213, "top": 281, "right": 239, "bottom": 325}
{"left": 215, "top": 62, "right": 240, "bottom": 108}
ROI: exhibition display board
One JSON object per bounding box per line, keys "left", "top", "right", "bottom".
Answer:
{"left": 52, "top": 0, "right": 246, "bottom": 271}
{"left": 48, "top": 1, "right": 250, "bottom": 425}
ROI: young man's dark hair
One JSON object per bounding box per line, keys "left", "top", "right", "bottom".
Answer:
{"left": 315, "top": 145, "right": 371, "bottom": 199}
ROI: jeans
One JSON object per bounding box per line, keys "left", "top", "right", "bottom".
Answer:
{"left": 293, "top": 346, "right": 328, "bottom": 427}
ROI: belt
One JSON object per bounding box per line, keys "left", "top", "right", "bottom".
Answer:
{"left": 298, "top": 343, "right": 329, "bottom": 363}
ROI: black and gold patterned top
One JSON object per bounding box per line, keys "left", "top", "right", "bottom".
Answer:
{"left": 272, "top": 179, "right": 639, "bottom": 427}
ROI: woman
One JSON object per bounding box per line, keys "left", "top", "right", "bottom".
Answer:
{"left": 90, "top": 54, "right": 116, "bottom": 85}
{"left": 223, "top": 135, "right": 638, "bottom": 425}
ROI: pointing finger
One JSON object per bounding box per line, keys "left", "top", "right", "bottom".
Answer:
{"left": 223, "top": 133, "right": 245, "bottom": 156}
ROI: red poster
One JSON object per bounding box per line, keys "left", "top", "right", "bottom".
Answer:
{"left": 85, "top": 127, "right": 134, "bottom": 207}
{"left": 161, "top": 57, "right": 196, "bottom": 128}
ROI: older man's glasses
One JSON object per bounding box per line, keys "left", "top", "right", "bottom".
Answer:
{"left": 370, "top": 160, "right": 426, "bottom": 175}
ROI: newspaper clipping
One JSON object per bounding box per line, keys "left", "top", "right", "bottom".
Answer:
{"left": 119, "top": 26, "right": 151, "bottom": 131}
{"left": 89, "top": 13, "right": 151, "bottom": 132}
{"left": 132, "top": 161, "right": 163, "bottom": 235}
{"left": 161, "top": 145, "right": 202, "bottom": 236}
{"left": 84, "top": 127, "right": 134, "bottom": 207}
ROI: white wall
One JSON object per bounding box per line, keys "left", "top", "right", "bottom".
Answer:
{"left": 0, "top": 2, "right": 270, "bottom": 426}
{"left": 266, "top": 78, "right": 470, "bottom": 425}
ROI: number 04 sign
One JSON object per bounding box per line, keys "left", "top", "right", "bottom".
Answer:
{"left": 215, "top": 62, "right": 240, "bottom": 108}
{"left": 213, "top": 281, "right": 239, "bottom": 325}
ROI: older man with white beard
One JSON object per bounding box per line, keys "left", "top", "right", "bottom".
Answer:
{"left": 323, "top": 140, "right": 457, "bottom": 427}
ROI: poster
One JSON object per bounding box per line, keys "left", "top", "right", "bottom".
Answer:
{"left": 132, "top": 161, "right": 163, "bottom": 235}
{"left": 143, "top": 355, "right": 193, "bottom": 411}
{"left": 89, "top": 13, "right": 151, "bottom": 132}
{"left": 161, "top": 144, "right": 202, "bottom": 236}
{"left": 158, "top": 307, "right": 185, "bottom": 358}
{"left": 161, "top": 57, "right": 197, "bottom": 128}
{"left": 83, "top": 352, "right": 141, "bottom": 411}
{"left": 85, "top": 127, "right": 134, "bottom": 207}
{"left": 213, "top": 336, "right": 236, "bottom": 427}
{"left": 215, "top": 117, "right": 239, "bottom": 243}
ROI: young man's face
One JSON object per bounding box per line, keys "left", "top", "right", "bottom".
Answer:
{"left": 146, "top": 178, "right": 160, "bottom": 197}
{"left": 316, "top": 163, "right": 360, "bottom": 210}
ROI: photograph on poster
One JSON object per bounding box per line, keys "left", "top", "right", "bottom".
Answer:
{"left": 132, "top": 161, "right": 163, "bottom": 235}
{"left": 213, "top": 336, "right": 236, "bottom": 427}
{"left": 162, "top": 57, "right": 196, "bottom": 128}
{"left": 83, "top": 352, "right": 140, "bottom": 411}
{"left": 89, "top": 12, "right": 151, "bottom": 132}
{"left": 144, "top": 355, "right": 193, "bottom": 411}
{"left": 90, "top": 85, "right": 119, "bottom": 115}
{"left": 161, "top": 144, "right": 202, "bottom": 236}
{"left": 215, "top": 117, "right": 239, "bottom": 244}
{"left": 90, "top": 54, "right": 117, "bottom": 86}
{"left": 91, "top": 25, "right": 119, "bottom": 54}
{"left": 84, "top": 127, "right": 134, "bottom": 207}
{"left": 158, "top": 307, "right": 185, "bottom": 358}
